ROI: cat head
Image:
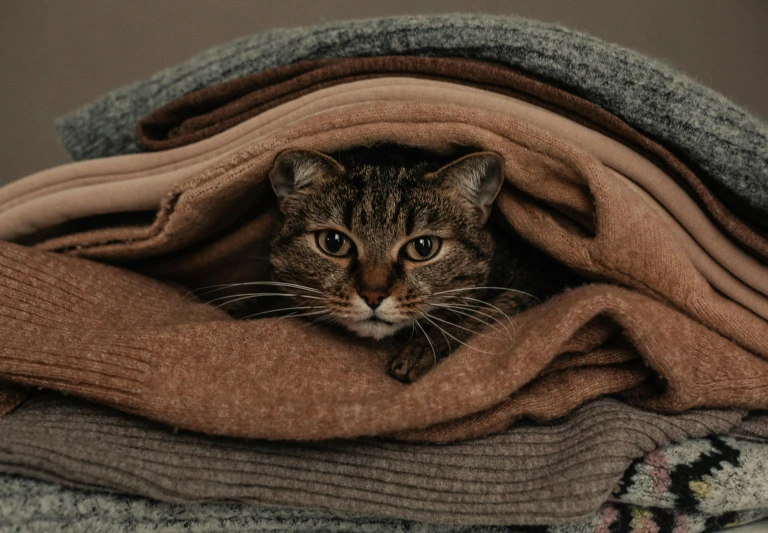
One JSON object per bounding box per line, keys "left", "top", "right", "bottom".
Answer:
{"left": 267, "top": 146, "right": 504, "bottom": 339}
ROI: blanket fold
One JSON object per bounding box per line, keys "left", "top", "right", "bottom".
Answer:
{"left": 5, "top": 83, "right": 768, "bottom": 325}
{"left": 4, "top": 473, "right": 766, "bottom": 533}
{"left": 1, "top": 102, "right": 767, "bottom": 442}
{"left": 134, "top": 56, "right": 768, "bottom": 258}
{"left": 54, "top": 15, "right": 768, "bottom": 231}
{"left": 3, "top": 422, "right": 768, "bottom": 532}
{"left": 0, "top": 394, "right": 745, "bottom": 526}
{"left": 3, "top": 85, "right": 767, "bottom": 318}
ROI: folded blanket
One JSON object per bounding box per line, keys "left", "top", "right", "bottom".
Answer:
{"left": 4, "top": 436, "right": 768, "bottom": 533}
{"left": 1, "top": 101, "right": 767, "bottom": 441}
{"left": 0, "top": 394, "right": 743, "bottom": 525}
{"left": 3, "top": 82, "right": 767, "bottom": 318}
{"left": 54, "top": 14, "right": 768, "bottom": 229}
{"left": 135, "top": 55, "right": 768, "bottom": 258}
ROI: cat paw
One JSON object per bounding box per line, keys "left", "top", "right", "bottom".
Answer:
{"left": 388, "top": 341, "right": 438, "bottom": 383}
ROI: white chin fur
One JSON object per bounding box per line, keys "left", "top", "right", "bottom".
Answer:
{"left": 344, "top": 296, "right": 410, "bottom": 339}
{"left": 347, "top": 320, "right": 406, "bottom": 340}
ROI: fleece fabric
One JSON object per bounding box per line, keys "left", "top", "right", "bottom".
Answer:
{"left": 54, "top": 14, "right": 768, "bottom": 228}
{"left": 0, "top": 394, "right": 743, "bottom": 526}
{"left": 0, "top": 102, "right": 767, "bottom": 441}
{"left": 132, "top": 56, "right": 768, "bottom": 257}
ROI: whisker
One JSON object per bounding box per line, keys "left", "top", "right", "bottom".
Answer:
{"left": 414, "top": 320, "right": 437, "bottom": 369}
{"left": 431, "top": 303, "right": 501, "bottom": 329}
{"left": 430, "top": 317, "right": 452, "bottom": 350}
{"left": 425, "top": 313, "right": 483, "bottom": 337}
{"left": 184, "top": 281, "right": 322, "bottom": 302}
{"left": 431, "top": 286, "right": 541, "bottom": 303}
{"left": 207, "top": 292, "right": 323, "bottom": 309}
{"left": 238, "top": 305, "right": 323, "bottom": 320}
{"left": 272, "top": 309, "right": 330, "bottom": 323}
{"left": 207, "top": 281, "right": 322, "bottom": 294}
{"left": 457, "top": 296, "right": 518, "bottom": 339}
{"left": 430, "top": 302, "right": 513, "bottom": 341}
{"left": 449, "top": 296, "right": 515, "bottom": 322}
{"left": 422, "top": 314, "right": 494, "bottom": 355}
{"left": 433, "top": 296, "right": 518, "bottom": 339}
{"left": 301, "top": 312, "right": 335, "bottom": 330}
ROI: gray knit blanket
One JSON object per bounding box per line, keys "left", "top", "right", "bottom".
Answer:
{"left": 2, "top": 397, "right": 768, "bottom": 532}
{"left": 3, "top": 432, "right": 768, "bottom": 533}
{"left": 55, "top": 14, "right": 768, "bottom": 222}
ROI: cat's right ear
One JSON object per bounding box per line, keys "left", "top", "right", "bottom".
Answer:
{"left": 269, "top": 150, "right": 344, "bottom": 208}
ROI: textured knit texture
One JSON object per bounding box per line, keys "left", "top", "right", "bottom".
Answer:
{"left": 0, "top": 394, "right": 744, "bottom": 525}
{"left": 132, "top": 55, "right": 768, "bottom": 256}
{"left": 616, "top": 434, "right": 768, "bottom": 517}
{"left": 2, "top": 472, "right": 767, "bottom": 532}
{"left": 2, "top": 102, "right": 768, "bottom": 441}
{"left": 8, "top": 80, "right": 768, "bottom": 276}
{"left": 55, "top": 14, "right": 768, "bottom": 225}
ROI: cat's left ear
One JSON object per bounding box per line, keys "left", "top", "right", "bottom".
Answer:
{"left": 429, "top": 152, "right": 505, "bottom": 224}
{"left": 269, "top": 149, "right": 344, "bottom": 208}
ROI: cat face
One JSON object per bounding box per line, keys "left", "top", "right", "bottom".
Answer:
{"left": 267, "top": 147, "right": 504, "bottom": 339}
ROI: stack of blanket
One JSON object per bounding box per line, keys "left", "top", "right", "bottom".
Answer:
{"left": 1, "top": 14, "right": 766, "bottom": 532}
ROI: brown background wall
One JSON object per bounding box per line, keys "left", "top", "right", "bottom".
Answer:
{"left": 0, "top": 0, "right": 766, "bottom": 186}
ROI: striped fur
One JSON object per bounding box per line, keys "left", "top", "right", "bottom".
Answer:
{"left": 265, "top": 145, "right": 576, "bottom": 382}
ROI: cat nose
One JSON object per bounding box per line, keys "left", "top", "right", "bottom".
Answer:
{"left": 358, "top": 287, "right": 388, "bottom": 309}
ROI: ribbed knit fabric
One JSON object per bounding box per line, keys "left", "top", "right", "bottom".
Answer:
{"left": 54, "top": 14, "right": 768, "bottom": 226}
{"left": 0, "top": 394, "right": 744, "bottom": 525}
{"left": 2, "top": 102, "right": 768, "bottom": 441}
{"left": 732, "top": 412, "right": 768, "bottom": 442}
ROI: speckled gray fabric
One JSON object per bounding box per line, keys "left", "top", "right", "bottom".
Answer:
{"left": 0, "top": 475, "right": 496, "bottom": 533}
{"left": 2, "top": 475, "right": 767, "bottom": 533}
{"left": 55, "top": 14, "right": 768, "bottom": 223}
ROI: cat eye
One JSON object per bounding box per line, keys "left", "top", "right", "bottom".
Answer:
{"left": 315, "top": 230, "right": 353, "bottom": 257}
{"left": 403, "top": 236, "right": 442, "bottom": 262}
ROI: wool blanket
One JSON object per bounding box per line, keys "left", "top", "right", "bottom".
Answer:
{"left": 54, "top": 15, "right": 768, "bottom": 231}
{"left": 1, "top": 100, "right": 767, "bottom": 441}
{"left": 2, "top": 82, "right": 767, "bottom": 319}
{"left": 4, "top": 428, "right": 768, "bottom": 532}
{"left": 135, "top": 55, "right": 768, "bottom": 259}
{"left": 0, "top": 394, "right": 743, "bottom": 526}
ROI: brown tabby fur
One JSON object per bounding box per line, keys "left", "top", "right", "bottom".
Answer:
{"left": 229, "top": 145, "right": 578, "bottom": 383}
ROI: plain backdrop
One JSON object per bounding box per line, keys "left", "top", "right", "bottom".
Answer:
{"left": 1, "top": 0, "right": 766, "bottom": 186}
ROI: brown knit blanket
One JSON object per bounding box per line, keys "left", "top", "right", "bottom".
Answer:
{"left": 1, "top": 99, "right": 767, "bottom": 442}
{"left": 136, "top": 56, "right": 768, "bottom": 260}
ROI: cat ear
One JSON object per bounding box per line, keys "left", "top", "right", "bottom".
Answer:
{"left": 429, "top": 152, "right": 505, "bottom": 223}
{"left": 269, "top": 150, "right": 344, "bottom": 205}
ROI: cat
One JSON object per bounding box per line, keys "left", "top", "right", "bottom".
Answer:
{"left": 238, "top": 145, "right": 577, "bottom": 383}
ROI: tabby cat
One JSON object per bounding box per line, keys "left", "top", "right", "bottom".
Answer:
{"left": 235, "top": 145, "right": 576, "bottom": 383}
